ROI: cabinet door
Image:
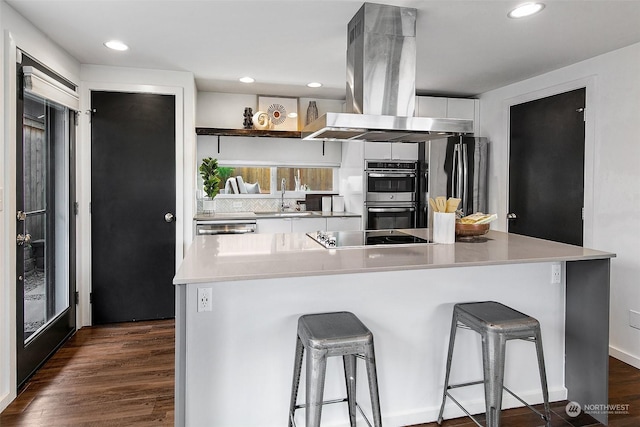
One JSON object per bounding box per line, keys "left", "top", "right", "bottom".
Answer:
{"left": 446, "top": 98, "right": 475, "bottom": 120}
{"left": 256, "top": 218, "right": 291, "bottom": 234}
{"left": 326, "top": 217, "right": 361, "bottom": 231}
{"left": 291, "top": 217, "right": 327, "bottom": 233}
{"left": 391, "top": 143, "right": 419, "bottom": 160}
{"left": 415, "top": 96, "right": 447, "bottom": 117}
{"left": 364, "top": 142, "right": 392, "bottom": 159}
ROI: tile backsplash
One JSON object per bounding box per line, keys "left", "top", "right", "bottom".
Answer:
{"left": 198, "top": 197, "right": 303, "bottom": 213}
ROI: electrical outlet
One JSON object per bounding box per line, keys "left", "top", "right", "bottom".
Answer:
{"left": 630, "top": 310, "right": 640, "bottom": 330}
{"left": 197, "top": 288, "right": 212, "bottom": 312}
{"left": 551, "top": 263, "right": 561, "bottom": 284}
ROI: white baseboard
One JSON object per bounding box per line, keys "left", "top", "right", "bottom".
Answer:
{"left": 609, "top": 345, "right": 640, "bottom": 369}
{"left": 381, "top": 387, "right": 567, "bottom": 427}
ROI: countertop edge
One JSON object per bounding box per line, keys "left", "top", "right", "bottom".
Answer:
{"left": 173, "top": 231, "right": 615, "bottom": 285}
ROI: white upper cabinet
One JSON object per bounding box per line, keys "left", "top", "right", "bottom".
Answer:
{"left": 415, "top": 96, "right": 448, "bottom": 118}
{"left": 364, "top": 141, "right": 419, "bottom": 160}
{"left": 415, "top": 96, "right": 479, "bottom": 135}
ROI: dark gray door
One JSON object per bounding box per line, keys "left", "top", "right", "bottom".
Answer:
{"left": 91, "top": 91, "right": 176, "bottom": 324}
{"left": 508, "top": 88, "right": 585, "bottom": 246}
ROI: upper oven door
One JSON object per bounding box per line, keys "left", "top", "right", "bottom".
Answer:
{"left": 365, "top": 170, "right": 417, "bottom": 202}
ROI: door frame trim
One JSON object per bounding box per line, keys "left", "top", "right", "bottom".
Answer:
{"left": 78, "top": 82, "right": 185, "bottom": 327}
{"left": 503, "top": 76, "right": 596, "bottom": 247}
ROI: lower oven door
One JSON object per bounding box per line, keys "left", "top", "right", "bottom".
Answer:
{"left": 365, "top": 205, "right": 416, "bottom": 230}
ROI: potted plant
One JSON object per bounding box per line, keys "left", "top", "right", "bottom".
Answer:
{"left": 199, "top": 157, "right": 221, "bottom": 212}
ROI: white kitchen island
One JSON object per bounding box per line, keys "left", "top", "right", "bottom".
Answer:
{"left": 173, "top": 230, "right": 614, "bottom": 426}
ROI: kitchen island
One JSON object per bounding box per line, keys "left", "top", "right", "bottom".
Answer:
{"left": 173, "top": 230, "right": 614, "bottom": 426}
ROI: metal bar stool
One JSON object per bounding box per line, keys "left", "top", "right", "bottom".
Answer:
{"left": 437, "top": 301, "right": 551, "bottom": 427}
{"left": 289, "top": 311, "right": 382, "bottom": 427}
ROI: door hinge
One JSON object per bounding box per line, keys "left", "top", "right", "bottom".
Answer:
{"left": 74, "top": 202, "right": 79, "bottom": 215}
{"left": 75, "top": 291, "right": 79, "bottom": 305}
{"left": 89, "top": 292, "right": 93, "bottom": 304}
{"left": 577, "top": 107, "right": 586, "bottom": 122}
{"left": 582, "top": 206, "right": 584, "bottom": 220}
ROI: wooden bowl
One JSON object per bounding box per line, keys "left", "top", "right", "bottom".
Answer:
{"left": 455, "top": 222, "right": 490, "bottom": 237}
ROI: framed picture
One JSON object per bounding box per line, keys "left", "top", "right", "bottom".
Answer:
{"left": 258, "top": 96, "right": 298, "bottom": 131}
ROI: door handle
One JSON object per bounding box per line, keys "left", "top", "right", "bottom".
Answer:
{"left": 164, "top": 213, "right": 175, "bottom": 223}
{"left": 507, "top": 213, "right": 517, "bottom": 220}
{"left": 17, "top": 233, "right": 31, "bottom": 246}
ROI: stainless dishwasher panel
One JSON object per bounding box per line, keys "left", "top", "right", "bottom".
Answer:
{"left": 195, "top": 220, "right": 257, "bottom": 235}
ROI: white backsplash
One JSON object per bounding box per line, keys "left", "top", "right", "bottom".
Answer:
{"left": 198, "top": 197, "right": 302, "bottom": 213}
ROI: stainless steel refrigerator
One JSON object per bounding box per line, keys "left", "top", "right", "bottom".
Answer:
{"left": 417, "top": 136, "right": 489, "bottom": 228}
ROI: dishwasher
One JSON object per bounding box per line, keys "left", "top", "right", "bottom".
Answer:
{"left": 194, "top": 219, "right": 257, "bottom": 235}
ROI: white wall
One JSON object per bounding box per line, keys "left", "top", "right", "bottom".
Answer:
{"left": 78, "top": 64, "right": 196, "bottom": 327}
{"left": 0, "top": 0, "right": 81, "bottom": 412}
{"left": 479, "top": 42, "right": 640, "bottom": 368}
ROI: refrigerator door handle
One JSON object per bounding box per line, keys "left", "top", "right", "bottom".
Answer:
{"left": 462, "top": 142, "right": 469, "bottom": 214}
{"left": 453, "top": 142, "right": 464, "bottom": 200}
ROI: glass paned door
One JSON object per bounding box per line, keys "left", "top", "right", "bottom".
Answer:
{"left": 16, "top": 65, "right": 76, "bottom": 387}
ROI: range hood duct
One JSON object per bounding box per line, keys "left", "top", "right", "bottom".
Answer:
{"left": 302, "top": 3, "right": 473, "bottom": 142}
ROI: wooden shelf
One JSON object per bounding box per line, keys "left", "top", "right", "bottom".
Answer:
{"left": 196, "top": 128, "right": 302, "bottom": 139}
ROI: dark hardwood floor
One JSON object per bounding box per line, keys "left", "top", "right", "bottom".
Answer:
{"left": 1, "top": 319, "right": 174, "bottom": 426}
{"left": 1, "top": 319, "right": 638, "bottom": 426}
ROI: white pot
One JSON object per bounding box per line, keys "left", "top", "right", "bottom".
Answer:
{"left": 203, "top": 199, "right": 215, "bottom": 213}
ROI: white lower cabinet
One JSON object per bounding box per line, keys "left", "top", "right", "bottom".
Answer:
{"left": 256, "top": 218, "right": 291, "bottom": 234}
{"left": 326, "top": 216, "right": 361, "bottom": 231}
{"left": 290, "top": 217, "right": 327, "bottom": 233}
{"left": 256, "top": 216, "right": 361, "bottom": 234}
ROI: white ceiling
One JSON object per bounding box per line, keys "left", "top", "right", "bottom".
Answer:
{"left": 6, "top": 0, "right": 640, "bottom": 99}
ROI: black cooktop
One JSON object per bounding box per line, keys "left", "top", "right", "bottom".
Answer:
{"left": 307, "top": 229, "right": 432, "bottom": 249}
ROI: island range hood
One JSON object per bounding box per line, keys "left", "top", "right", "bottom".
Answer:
{"left": 302, "top": 3, "right": 473, "bottom": 142}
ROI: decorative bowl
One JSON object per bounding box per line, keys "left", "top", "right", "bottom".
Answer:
{"left": 455, "top": 222, "right": 490, "bottom": 237}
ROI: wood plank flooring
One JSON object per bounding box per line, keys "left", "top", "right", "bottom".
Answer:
{"left": 1, "top": 319, "right": 174, "bottom": 426}
{"left": 1, "top": 319, "right": 638, "bottom": 426}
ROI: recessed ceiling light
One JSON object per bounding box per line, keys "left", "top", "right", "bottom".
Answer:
{"left": 104, "top": 40, "right": 129, "bottom": 51}
{"left": 508, "top": 2, "right": 545, "bottom": 18}
{"left": 239, "top": 76, "right": 255, "bottom": 83}
{"left": 307, "top": 82, "right": 322, "bottom": 88}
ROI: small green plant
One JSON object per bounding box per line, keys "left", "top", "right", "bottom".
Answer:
{"left": 217, "top": 166, "right": 234, "bottom": 186}
{"left": 199, "top": 157, "right": 221, "bottom": 199}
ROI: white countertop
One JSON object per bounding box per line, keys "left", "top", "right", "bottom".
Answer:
{"left": 173, "top": 230, "right": 615, "bottom": 285}
{"left": 193, "top": 211, "right": 360, "bottom": 221}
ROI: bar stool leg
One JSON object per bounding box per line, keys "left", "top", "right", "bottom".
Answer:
{"left": 343, "top": 354, "right": 357, "bottom": 427}
{"left": 364, "top": 343, "right": 383, "bottom": 427}
{"left": 534, "top": 328, "right": 552, "bottom": 427}
{"left": 289, "top": 336, "right": 304, "bottom": 427}
{"left": 482, "top": 332, "right": 506, "bottom": 427}
{"left": 437, "top": 310, "right": 459, "bottom": 425}
{"left": 306, "top": 348, "right": 328, "bottom": 427}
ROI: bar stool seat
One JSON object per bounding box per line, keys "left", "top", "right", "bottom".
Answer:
{"left": 437, "top": 301, "right": 551, "bottom": 427}
{"left": 289, "top": 311, "right": 382, "bottom": 427}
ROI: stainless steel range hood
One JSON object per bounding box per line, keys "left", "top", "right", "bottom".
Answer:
{"left": 302, "top": 3, "right": 473, "bottom": 142}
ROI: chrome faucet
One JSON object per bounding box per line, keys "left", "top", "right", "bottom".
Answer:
{"left": 280, "top": 178, "right": 287, "bottom": 211}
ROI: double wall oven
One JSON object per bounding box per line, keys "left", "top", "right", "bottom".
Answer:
{"left": 364, "top": 160, "right": 418, "bottom": 230}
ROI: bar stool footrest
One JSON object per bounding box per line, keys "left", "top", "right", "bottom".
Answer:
{"left": 290, "top": 399, "right": 374, "bottom": 427}
{"left": 443, "top": 381, "right": 550, "bottom": 426}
